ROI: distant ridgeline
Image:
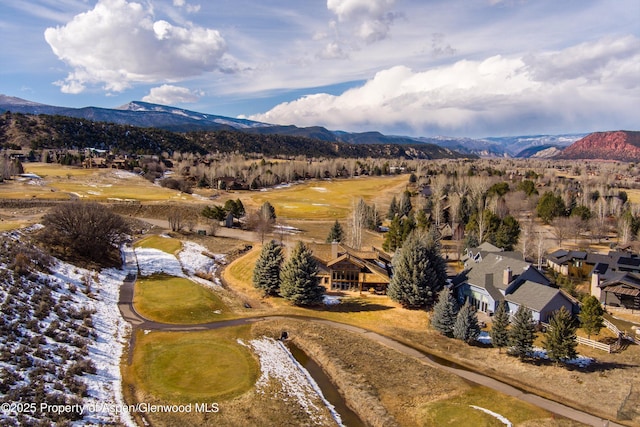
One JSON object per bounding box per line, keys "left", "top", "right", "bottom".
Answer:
{"left": 0, "top": 111, "right": 466, "bottom": 160}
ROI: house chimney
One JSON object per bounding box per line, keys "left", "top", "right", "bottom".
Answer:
{"left": 331, "top": 241, "right": 339, "bottom": 259}
{"left": 503, "top": 267, "right": 513, "bottom": 286}
{"left": 591, "top": 272, "right": 602, "bottom": 301}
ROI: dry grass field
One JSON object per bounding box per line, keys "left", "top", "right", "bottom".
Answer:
{"left": 245, "top": 175, "right": 409, "bottom": 220}
{"left": 0, "top": 163, "right": 197, "bottom": 201}
{"left": 251, "top": 319, "right": 580, "bottom": 427}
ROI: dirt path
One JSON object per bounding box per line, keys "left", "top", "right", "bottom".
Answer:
{"left": 117, "top": 271, "right": 625, "bottom": 427}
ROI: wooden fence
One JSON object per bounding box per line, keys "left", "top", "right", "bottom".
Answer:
{"left": 576, "top": 336, "right": 612, "bottom": 353}
{"left": 603, "top": 318, "right": 640, "bottom": 345}
{"left": 541, "top": 321, "right": 613, "bottom": 353}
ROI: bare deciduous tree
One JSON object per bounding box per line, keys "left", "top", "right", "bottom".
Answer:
{"left": 551, "top": 217, "right": 571, "bottom": 247}
{"left": 535, "top": 229, "right": 546, "bottom": 270}
{"left": 348, "top": 198, "right": 365, "bottom": 249}
{"left": 41, "top": 202, "right": 130, "bottom": 265}
{"left": 168, "top": 208, "right": 186, "bottom": 232}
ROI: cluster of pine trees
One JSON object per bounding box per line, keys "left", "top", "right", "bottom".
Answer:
{"left": 427, "top": 287, "right": 604, "bottom": 366}
{"left": 430, "top": 288, "right": 481, "bottom": 343}
{"left": 252, "top": 241, "right": 325, "bottom": 306}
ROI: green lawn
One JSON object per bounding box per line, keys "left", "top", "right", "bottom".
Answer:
{"left": 419, "top": 386, "right": 556, "bottom": 426}
{"left": 134, "top": 234, "right": 183, "bottom": 255}
{"left": 129, "top": 327, "right": 259, "bottom": 402}
{"left": 134, "top": 274, "right": 230, "bottom": 324}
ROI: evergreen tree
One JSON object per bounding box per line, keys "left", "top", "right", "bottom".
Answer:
{"left": 399, "top": 190, "right": 413, "bottom": 217}
{"left": 508, "top": 305, "right": 535, "bottom": 359}
{"left": 388, "top": 195, "right": 399, "bottom": 219}
{"left": 453, "top": 301, "right": 481, "bottom": 343}
{"left": 280, "top": 241, "right": 325, "bottom": 306}
{"left": 517, "top": 179, "right": 537, "bottom": 197}
{"left": 415, "top": 209, "right": 430, "bottom": 230}
{"left": 260, "top": 201, "right": 277, "bottom": 221}
{"left": 430, "top": 287, "right": 459, "bottom": 337}
{"left": 325, "top": 220, "right": 345, "bottom": 243}
{"left": 579, "top": 295, "right": 604, "bottom": 339}
{"left": 536, "top": 191, "right": 566, "bottom": 224}
{"left": 202, "top": 204, "right": 227, "bottom": 221}
{"left": 544, "top": 306, "right": 578, "bottom": 363}
{"left": 490, "top": 300, "right": 511, "bottom": 351}
{"left": 492, "top": 215, "right": 521, "bottom": 251}
{"left": 223, "top": 198, "right": 245, "bottom": 218}
{"left": 388, "top": 231, "right": 447, "bottom": 309}
{"left": 252, "top": 241, "right": 284, "bottom": 296}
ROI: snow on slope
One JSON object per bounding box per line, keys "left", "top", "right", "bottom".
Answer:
{"left": 0, "top": 228, "right": 134, "bottom": 426}
{"left": 239, "top": 338, "right": 343, "bottom": 426}
{"left": 132, "top": 239, "right": 224, "bottom": 289}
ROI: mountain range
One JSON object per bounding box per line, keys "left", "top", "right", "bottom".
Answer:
{"left": 0, "top": 94, "right": 629, "bottom": 159}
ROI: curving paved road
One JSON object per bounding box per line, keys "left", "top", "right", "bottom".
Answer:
{"left": 118, "top": 271, "right": 626, "bottom": 427}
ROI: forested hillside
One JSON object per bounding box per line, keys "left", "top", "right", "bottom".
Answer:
{"left": 0, "top": 112, "right": 465, "bottom": 160}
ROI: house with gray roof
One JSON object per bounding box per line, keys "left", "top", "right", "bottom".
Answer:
{"left": 454, "top": 251, "right": 575, "bottom": 322}
{"left": 593, "top": 271, "right": 640, "bottom": 311}
{"left": 549, "top": 249, "right": 640, "bottom": 281}
{"left": 549, "top": 248, "right": 640, "bottom": 310}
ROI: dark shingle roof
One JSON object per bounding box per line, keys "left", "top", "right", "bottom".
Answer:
{"left": 465, "top": 253, "right": 531, "bottom": 291}
{"left": 505, "top": 281, "right": 564, "bottom": 312}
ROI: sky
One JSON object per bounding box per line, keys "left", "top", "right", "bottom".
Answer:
{"left": 0, "top": 0, "right": 638, "bottom": 138}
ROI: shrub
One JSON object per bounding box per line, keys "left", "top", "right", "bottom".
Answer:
{"left": 40, "top": 202, "right": 130, "bottom": 265}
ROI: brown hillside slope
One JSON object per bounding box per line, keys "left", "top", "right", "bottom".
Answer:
{"left": 557, "top": 130, "right": 640, "bottom": 161}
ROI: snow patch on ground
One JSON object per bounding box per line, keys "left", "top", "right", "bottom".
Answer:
{"left": 530, "top": 347, "right": 594, "bottom": 368}
{"left": 323, "top": 295, "right": 341, "bottom": 305}
{"left": 178, "top": 241, "right": 221, "bottom": 277}
{"left": 134, "top": 247, "right": 185, "bottom": 277}
{"left": 111, "top": 170, "right": 138, "bottom": 179}
{"left": 470, "top": 405, "right": 512, "bottom": 426}
{"left": 478, "top": 333, "right": 594, "bottom": 367}
{"left": 81, "top": 266, "right": 136, "bottom": 426}
{"left": 0, "top": 228, "right": 135, "bottom": 426}
{"left": 45, "top": 260, "right": 136, "bottom": 426}
{"left": 239, "top": 337, "right": 343, "bottom": 426}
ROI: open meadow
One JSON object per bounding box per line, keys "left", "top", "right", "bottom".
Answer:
{"left": 244, "top": 174, "right": 409, "bottom": 220}
{"left": 1, "top": 163, "right": 198, "bottom": 201}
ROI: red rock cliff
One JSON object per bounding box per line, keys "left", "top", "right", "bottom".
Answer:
{"left": 558, "top": 131, "right": 640, "bottom": 161}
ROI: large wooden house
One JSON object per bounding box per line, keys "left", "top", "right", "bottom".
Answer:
{"left": 311, "top": 243, "right": 392, "bottom": 294}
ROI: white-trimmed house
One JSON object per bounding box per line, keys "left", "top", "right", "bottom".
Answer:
{"left": 453, "top": 250, "right": 576, "bottom": 322}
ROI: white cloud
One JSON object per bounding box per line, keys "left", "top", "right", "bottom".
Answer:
{"left": 323, "top": 0, "right": 398, "bottom": 50}
{"left": 327, "top": 0, "right": 396, "bottom": 21}
{"left": 44, "top": 0, "right": 227, "bottom": 93}
{"left": 173, "top": 0, "right": 200, "bottom": 13}
{"left": 318, "top": 41, "right": 348, "bottom": 60}
{"left": 142, "top": 84, "right": 201, "bottom": 104}
{"left": 250, "top": 36, "right": 640, "bottom": 136}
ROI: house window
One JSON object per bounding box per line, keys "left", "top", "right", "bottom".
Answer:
{"left": 332, "top": 269, "right": 359, "bottom": 290}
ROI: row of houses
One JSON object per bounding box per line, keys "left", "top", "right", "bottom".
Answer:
{"left": 547, "top": 249, "right": 640, "bottom": 311}
{"left": 306, "top": 241, "right": 579, "bottom": 323}
{"left": 302, "top": 239, "right": 639, "bottom": 322}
